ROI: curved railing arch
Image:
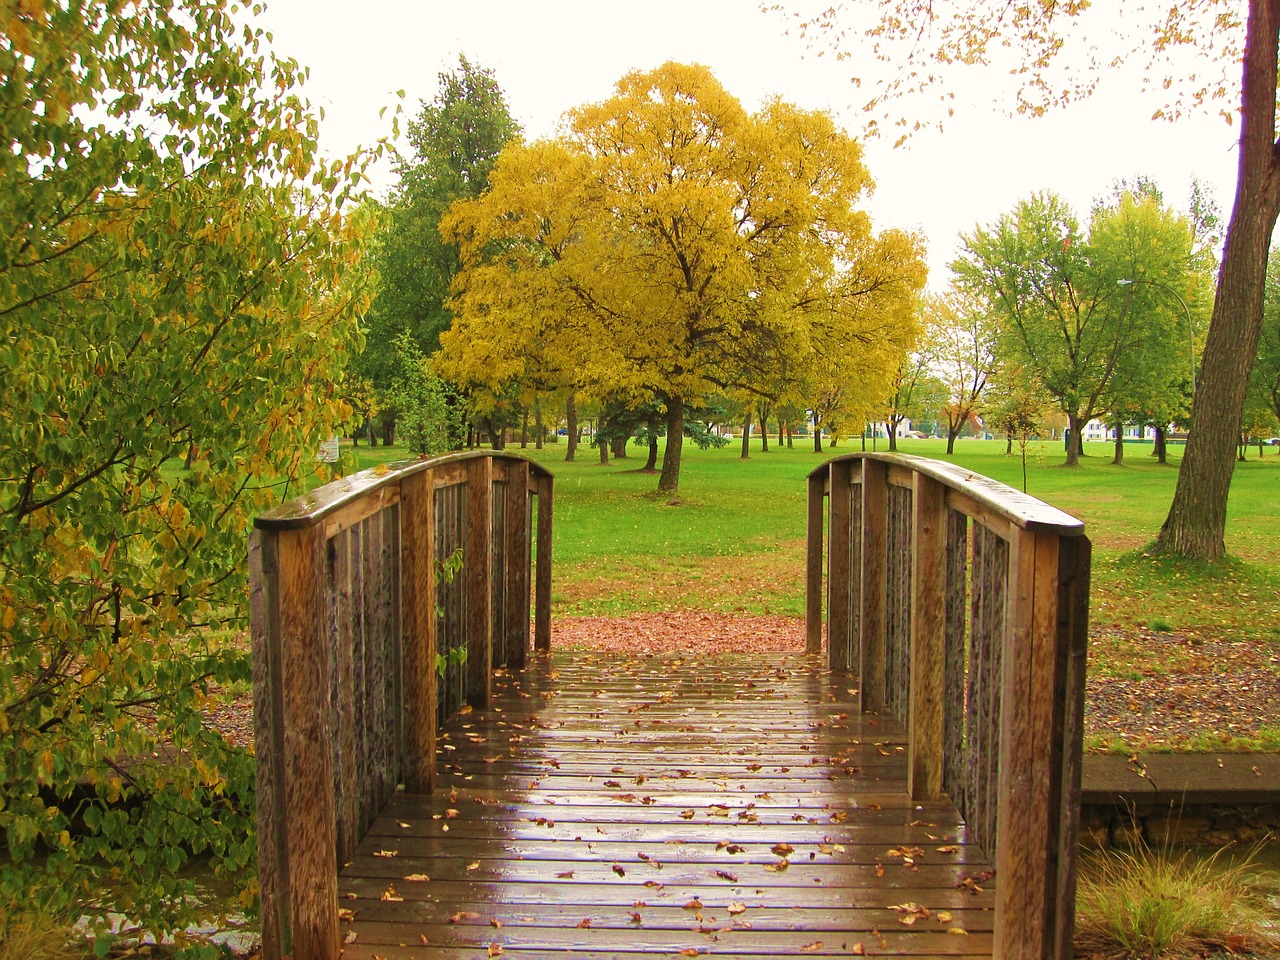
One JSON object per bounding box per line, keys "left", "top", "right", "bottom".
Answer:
{"left": 806, "top": 452, "right": 1090, "bottom": 960}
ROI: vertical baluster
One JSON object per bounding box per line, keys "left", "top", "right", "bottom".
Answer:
{"left": 466, "top": 457, "right": 493, "bottom": 707}
{"left": 402, "top": 471, "right": 437, "bottom": 793}
{"left": 534, "top": 473, "right": 553, "bottom": 654}
{"left": 506, "top": 460, "right": 531, "bottom": 668}
{"left": 805, "top": 470, "right": 825, "bottom": 655}
{"left": 827, "top": 460, "right": 853, "bottom": 673}
{"left": 908, "top": 473, "right": 945, "bottom": 800}
{"left": 859, "top": 459, "right": 887, "bottom": 712}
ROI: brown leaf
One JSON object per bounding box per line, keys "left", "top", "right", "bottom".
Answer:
{"left": 466, "top": 861, "right": 481, "bottom": 871}
{"left": 343, "top": 930, "right": 358, "bottom": 944}
{"left": 555, "top": 870, "right": 575, "bottom": 879}
{"left": 372, "top": 849, "right": 398, "bottom": 858}
{"left": 771, "top": 842, "right": 794, "bottom": 857}
{"left": 629, "top": 911, "right": 642, "bottom": 924}
{"left": 576, "top": 918, "right": 591, "bottom": 928}
{"left": 380, "top": 885, "right": 403, "bottom": 902}
{"left": 487, "top": 944, "right": 503, "bottom": 957}
{"left": 683, "top": 898, "right": 705, "bottom": 910}
{"left": 449, "top": 911, "right": 480, "bottom": 923}
{"left": 612, "top": 864, "right": 626, "bottom": 877}
{"left": 800, "top": 942, "right": 824, "bottom": 951}
{"left": 716, "top": 869, "right": 739, "bottom": 882}
{"left": 727, "top": 901, "right": 747, "bottom": 915}
{"left": 850, "top": 944, "right": 865, "bottom": 955}
{"left": 679, "top": 809, "right": 696, "bottom": 820}
{"left": 402, "top": 873, "right": 430, "bottom": 882}
{"left": 338, "top": 908, "right": 357, "bottom": 922}
{"left": 679, "top": 950, "right": 702, "bottom": 957}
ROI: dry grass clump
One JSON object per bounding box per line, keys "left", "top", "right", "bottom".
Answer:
{"left": 1075, "top": 843, "right": 1280, "bottom": 959}
{"left": 0, "top": 891, "right": 84, "bottom": 960}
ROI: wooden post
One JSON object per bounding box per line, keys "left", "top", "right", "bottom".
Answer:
{"left": 249, "top": 525, "right": 339, "bottom": 960}
{"left": 506, "top": 459, "right": 531, "bottom": 669}
{"left": 400, "top": 471, "right": 437, "bottom": 793}
{"left": 827, "top": 460, "right": 853, "bottom": 673}
{"left": 859, "top": 459, "right": 888, "bottom": 712}
{"left": 805, "top": 470, "right": 825, "bottom": 655}
{"left": 465, "top": 456, "right": 493, "bottom": 708}
{"left": 908, "top": 472, "right": 946, "bottom": 801}
{"left": 1051, "top": 535, "right": 1090, "bottom": 960}
{"left": 534, "top": 473, "right": 553, "bottom": 653}
{"left": 995, "top": 528, "right": 1064, "bottom": 960}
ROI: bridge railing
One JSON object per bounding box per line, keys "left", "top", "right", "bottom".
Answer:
{"left": 248, "top": 451, "right": 552, "bottom": 960}
{"left": 806, "top": 453, "right": 1090, "bottom": 960}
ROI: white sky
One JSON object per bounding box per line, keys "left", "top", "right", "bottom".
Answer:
{"left": 255, "top": 0, "right": 1241, "bottom": 287}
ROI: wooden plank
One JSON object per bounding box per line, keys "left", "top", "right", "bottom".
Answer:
{"left": 401, "top": 471, "right": 437, "bottom": 794}
{"left": 329, "top": 527, "right": 358, "bottom": 863}
{"left": 858, "top": 459, "right": 887, "bottom": 713}
{"left": 804, "top": 471, "right": 825, "bottom": 655}
{"left": 490, "top": 479, "right": 508, "bottom": 671}
{"left": 384, "top": 503, "right": 403, "bottom": 803}
{"left": 944, "top": 489, "right": 1013, "bottom": 544}
{"left": 465, "top": 456, "right": 493, "bottom": 708}
{"left": 339, "top": 651, "right": 995, "bottom": 960}
{"left": 908, "top": 472, "right": 946, "bottom": 801}
{"left": 505, "top": 460, "right": 531, "bottom": 669}
{"left": 534, "top": 474, "right": 553, "bottom": 654}
{"left": 994, "top": 529, "right": 1058, "bottom": 960}
{"left": 248, "top": 530, "right": 288, "bottom": 960}
{"left": 430, "top": 460, "right": 468, "bottom": 489}
{"left": 826, "top": 460, "right": 852, "bottom": 673}
{"left": 1049, "top": 534, "right": 1090, "bottom": 960}
{"left": 885, "top": 484, "right": 912, "bottom": 721}
{"left": 361, "top": 513, "right": 388, "bottom": 831}
{"left": 322, "top": 483, "right": 400, "bottom": 541}
{"left": 274, "top": 525, "right": 339, "bottom": 960}
{"left": 942, "top": 510, "right": 968, "bottom": 812}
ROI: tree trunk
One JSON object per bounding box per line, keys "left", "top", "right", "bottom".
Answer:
{"left": 521, "top": 406, "right": 529, "bottom": 448}
{"left": 644, "top": 418, "right": 659, "bottom": 472}
{"left": 886, "top": 422, "right": 898, "bottom": 453}
{"left": 658, "top": 396, "right": 685, "bottom": 493}
{"left": 946, "top": 426, "right": 960, "bottom": 455}
{"left": 812, "top": 412, "right": 823, "bottom": 453}
{"left": 777, "top": 418, "right": 784, "bottom": 446}
{"left": 740, "top": 410, "right": 751, "bottom": 459}
{"left": 598, "top": 437, "right": 610, "bottom": 465}
{"left": 1157, "top": 0, "right": 1280, "bottom": 559}
{"left": 1005, "top": 435, "right": 1013, "bottom": 455}
{"left": 1153, "top": 425, "right": 1167, "bottom": 464}
{"left": 786, "top": 422, "right": 793, "bottom": 449}
{"left": 1112, "top": 420, "right": 1125, "bottom": 465}
{"left": 758, "top": 402, "right": 771, "bottom": 452}
{"left": 534, "top": 399, "right": 544, "bottom": 450}
{"left": 1065, "top": 413, "right": 1083, "bottom": 466}
{"left": 611, "top": 435, "right": 628, "bottom": 459}
{"left": 566, "top": 396, "right": 578, "bottom": 462}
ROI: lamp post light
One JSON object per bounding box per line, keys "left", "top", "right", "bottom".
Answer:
{"left": 1117, "top": 277, "right": 1197, "bottom": 390}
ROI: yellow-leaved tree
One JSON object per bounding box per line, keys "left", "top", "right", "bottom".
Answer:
{"left": 440, "top": 62, "right": 925, "bottom": 492}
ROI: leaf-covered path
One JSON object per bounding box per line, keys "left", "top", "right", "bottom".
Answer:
{"left": 336, "top": 650, "right": 996, "bottom": 958}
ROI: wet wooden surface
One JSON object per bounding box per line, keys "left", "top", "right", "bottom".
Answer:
{"left": 338, "top": 651, "right": 996, "bottom": 958}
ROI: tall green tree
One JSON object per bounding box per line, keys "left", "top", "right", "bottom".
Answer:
{"left": 1, "top": 0, "right": 377, "bottom": 938}
{"left": 954, "top": 191, "right": 1201, "bottom": 465}
{"left": 781, "top": 0, "right": 1280, "bottom": 559}
{"left": 359, "top": 56, "right": 519, "bottom": 394}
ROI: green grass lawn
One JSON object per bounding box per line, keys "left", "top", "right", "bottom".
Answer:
{"left": 350, "top": 436, "right": 1280, "bottom": 642}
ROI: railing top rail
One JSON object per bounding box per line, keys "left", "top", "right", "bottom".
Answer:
{"left": 255, "top": 450, "right": 553, "bottom": 531}
{"left": 809, "top": 452, "right": 1085, "bottom": 537}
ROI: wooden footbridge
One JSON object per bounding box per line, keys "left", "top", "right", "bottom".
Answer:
{"left": 250, "top": 451, "right": 1090, "bottom": 960}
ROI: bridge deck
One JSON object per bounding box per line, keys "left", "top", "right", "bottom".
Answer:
{"left": 336, "top": 650, "right": 996, "bottom": 959}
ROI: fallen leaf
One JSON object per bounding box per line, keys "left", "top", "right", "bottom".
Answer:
{"left": 629, "top": 911, "right": 642, "bottom": 924}
{"left": 338, "top": 908, "right": 357, "bottom": 922}
{"left": 727, "top": 901, "right": 747, "bottom": 915}
{"left": 716, "top": 870, "right": 739, "bottom": 882}
{"left": 936, "top": 911, "right": 953, "bottom": 923}
{"left": 935, "top": 845, "right": 959, "bottom": 854}
{"left": 449, "top": 911, "right": 480, "bottom": 923}
{"left": 683, "top": 899, "right": 705, "bottom": 910}
{"left": 402, "top": 873, "right": 430, "bottom": 882}
{"left": 850, "top": 944, "right": 865, "bottom": 955}
{"left": 679, "top": 809, "right": 696, "bottom": 820}
{"left": 800, "top": 941, "right": 824, "bottom": 951}
{"left": 555, "top": 870, "right": 575, "bottom": 879}
{"left": 344, "top": 930, "right": 357, "bottom": 944}
{"left": 466, "top": 861, "right": 481, "bottom": 872}
{"left": 372, "top": 849, "right": 398, "bottom": 858}
{"left": 487, "top": 944, "right": 503, "bottom": 957}
{"left": 771, "top": 843, "right": 794, "bottom": 857}
{"left": 576, "top": 918, "right": 591, "bottom": 929}
{"left": 948, "top": 927, "right": 969, "bottom": 935}
{"left": 612, "top": 864, "right": 626, "bottom": 877}
{"left": 380, "top": 885, "right": 403, "bottom": 902}
{"left": 679, "top": 950, "right": 702, "bottom": 957}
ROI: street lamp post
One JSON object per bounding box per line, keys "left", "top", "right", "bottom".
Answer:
{"left": 1117, "top": 277, "right": 1197, "bottom": 390}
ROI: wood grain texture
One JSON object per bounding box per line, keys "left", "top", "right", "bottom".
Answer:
{"left": 534, "top": 474, "right": 553, "bottom": 653}
{"left": 858, "top": 459, "right": 887, "bottom": 713}
{"left": 465, "top": 456, "right": 493, "bottom": 708}
{"left": 908, "top": 473, "right": 945, "bottom": 801}
{"left": 505, "top": 460, "right": 531, "bottom": 669}
{"left": 942, "top": 510, "right": 969, "bottom": 816}
{"left": 275, "top": 525, "right": 340, "bottom": 960}
{"left": 884, "top": 483, "right": 912, "bottom": 722}
{"left": 338, "top": 650, "right": 996, "bottom": 959}
{"left": 826, "top": 460, "right": 852, "bottom": 673}
{"left": 401, "top": 471, "right": 438, "bottom": 794}
{"left": 249, "top": 530, "right": 288, "bottom": 960}
{"left": 804, "top": 471, "right": 825, "bottom": 655}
